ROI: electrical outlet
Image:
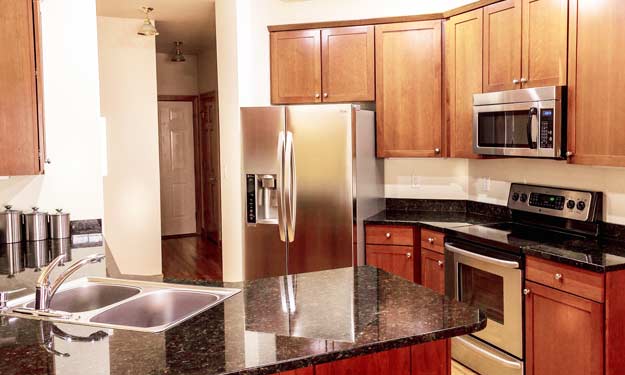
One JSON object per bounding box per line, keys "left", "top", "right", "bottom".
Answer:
{"left": 411, "top": 175, "right": 420, "bottom": 189}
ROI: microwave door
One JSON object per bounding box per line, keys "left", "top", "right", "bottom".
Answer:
{"left": 473, "top": 103, "right": 539, "bottom": 157}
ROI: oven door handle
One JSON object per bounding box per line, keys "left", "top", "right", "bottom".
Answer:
{"left": 445, "top": 243, "right": 520, "bottom": 269}
{"left": 453, "top": 336, "right": 523, "bottom": 370}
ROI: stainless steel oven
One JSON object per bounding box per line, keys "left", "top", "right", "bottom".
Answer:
{"left": 473, "top": 86, "right": 565, "bottom": 158}
{"left": 445, "top": 241, "right": 524, "bottom": 375}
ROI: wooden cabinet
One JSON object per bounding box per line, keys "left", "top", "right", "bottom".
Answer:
{"left": 365, "top": 224, "right": 416, "bottom": 282}
{"left": 270, "top": 26, "right": 374, "bottom": 104}
{"left": 525, "top": 281, "right": 604, "bottom": 375}
{"left": 0, "top": 0, "right": 45, "bottom": 176}
{"left": 421, "top": 249, "right": 445, "bottom": 294}
{"left": 483, "top": 0, "right": 522, "bottom": 92}
{"left": 483, "top": 0, "right": 567, "bottom": 92}
{"left": 445, "top": 9, "right": 483, "bottom": 159}
{"left": 567, "top": 0, "right": 625, "bottom": 167}
{"left": 366, "top": 244, "right": 414, "bottom": 282}
{"left": 321, "top": 26, "right": 375, "bottom": 102}
{"left": 375, "top": 20, "right": 443, "bottom": 158}
{"left": 275, "top": 367, "right": 314, "bottom": 375}
{"left": 270, "top": 29, "right": 322, "bottom": 104}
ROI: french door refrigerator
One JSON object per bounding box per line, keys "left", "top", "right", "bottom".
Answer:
{"left": 241, "top": 104, "right": 383, "bottom": 280}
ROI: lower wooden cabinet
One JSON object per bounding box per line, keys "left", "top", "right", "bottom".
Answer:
{"left": 275, "top": 367, "right": 314, "bottom": 375}
{"left": 421, "top": 249, "right": 445, "bottom": 294}
{"left": 366, "top": 244, "right": 414, "bottom": 282}
{"left": 524, "top": 281, "right": 603, "bottom": 375}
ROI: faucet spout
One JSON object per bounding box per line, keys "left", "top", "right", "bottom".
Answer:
{"left": 34, "top": 253, "right": 105, "bottom": 311}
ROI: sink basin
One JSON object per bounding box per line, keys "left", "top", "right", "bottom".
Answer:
{"left": 90, "top": 290, "right": 220, "bottom": 329}
{"left": 26, "top": 284, "right": 140, "bottom": 313}
{"left": 4, "top": 277, "right": 240, "bottom": 333}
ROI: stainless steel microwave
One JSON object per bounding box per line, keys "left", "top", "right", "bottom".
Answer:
{"left": 473, "top": 86, "right": 565, "bottom": 158}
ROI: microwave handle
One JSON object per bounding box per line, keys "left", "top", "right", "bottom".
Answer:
{"left": 527, "top": 107, "right": 538, "bottom": 149}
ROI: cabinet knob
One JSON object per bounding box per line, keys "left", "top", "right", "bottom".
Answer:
{"left": 428, "top": 237, "right": 434, "bottom": 244}
{"left": 513, "top": 79, "right": 520, "bottom": 84}
{"left": 323, "top": 93, "right": 328, "bottom": 98}
{"left": 566, "top": 151, "right": 574, "bottom": 157}
{"left": 523, "top": 288, "right": 531, "bottom": 295}
{"left": 385, "top": 232, "right": 391, "bottom": 239}
{"left": 520, "top": 78, "right": 528, "bottom": 83}
{"left": 437, "top": 260, "right": 444, "bottom": 267}
{"left": 315, "top": 93, "right": 320, "bottom": 99}
{"left": 434, "top": 148, "right": 441, "bottom": 154}
{"left": 554, "top": 273, "right": 563, "bottom": 281}
{"left": 406, "top": 252, "right": 412, "bottom": 259}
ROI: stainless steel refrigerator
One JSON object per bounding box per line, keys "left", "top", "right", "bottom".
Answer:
{"left": 241, "top": 104, "right": 384, "bottom": 280}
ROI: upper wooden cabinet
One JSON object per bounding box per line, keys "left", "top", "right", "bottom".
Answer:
{"left": 375, "top": 20, "right": 443, "bottom": 158}
{"left": 270, "top": 26, "right": 374, "bottom": 104}
{"left": 567, "top": 0, "right": 625, "bottom": 167}
{"left": 270, "top": 29, "right": 322, "bottom": 104}
{"left": 445, "top": 9, "right": 483, "bottom": 159}
{"left": 483, "top": 0, "right": 567, "bottom": 92}
{"left": 321, "top": 26, "right": 375, "bottom": 102}
{"left": 0, "top": 0, "right": 45, "bottom": 176}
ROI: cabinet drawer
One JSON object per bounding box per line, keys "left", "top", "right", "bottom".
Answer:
{"left": 366, "top": 225, "right": 414, "bottom": 246}
{"left": 526, "top": 257, "right": 605, "bottom": 303}
{"left": 421, "top": 228, "right": 445, "bottom": 253}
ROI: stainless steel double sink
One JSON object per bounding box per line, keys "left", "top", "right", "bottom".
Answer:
{"left": 2, "top": 277, "right": 240, "bottom": 333}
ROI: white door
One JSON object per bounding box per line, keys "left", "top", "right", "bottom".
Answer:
{"left": 158, "top": 101, "right": 197, "bottom": 236}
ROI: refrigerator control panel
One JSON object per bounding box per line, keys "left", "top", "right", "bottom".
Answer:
{"left": 246, "top": 174, "right": 256, "bottom": 224}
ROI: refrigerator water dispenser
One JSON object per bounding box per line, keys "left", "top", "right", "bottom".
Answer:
{"left": 246, "top": 174, "right": 278, "bottom": 224}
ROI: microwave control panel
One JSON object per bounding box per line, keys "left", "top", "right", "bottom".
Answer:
{"left": 539, "top": 109, "right": 554, "bottom": 148}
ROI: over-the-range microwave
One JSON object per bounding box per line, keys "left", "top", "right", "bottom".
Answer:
{"left": 473, "top": 86, "right": 566, "bottom": 158}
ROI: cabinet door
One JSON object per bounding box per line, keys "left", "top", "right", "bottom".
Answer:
{"left": 321, "top": 26, "right": 375, "bottom": 102}
{"left": 521, "top": 0, "right": 568, "bottom": 87}
{"left": 366, "top": 244, "right": 414, "bottom": 282}
{"left": 270, "top": 29, "right": 322, "bottom": 104}
{"left": 567, "top": 0, "right": 625, "bottom": 167}
{"left": 274, "top": 367, "right": 313, "bottom": 375}
{"left": 445, "top": 9, "right": 483, "bottom": 159}
{"left": 0, "top": 0, "right": 44, "bottom": 175}
{"left": 421, "top": 249, "right": 445, "bottom": 294}
{"left": 375, "top": 21, "right": 442, "bottom": 158}
{"left": 525, "top": 281, "right": 603, "bottom": 375}
{"left": 483, "top": 0, "right": 522, "bottom": 92}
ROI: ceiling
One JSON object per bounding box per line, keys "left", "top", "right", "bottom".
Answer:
{"left": 96, "top": 0, "right": 216, "bottom": 54}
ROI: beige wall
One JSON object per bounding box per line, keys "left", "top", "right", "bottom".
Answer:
{"left": 198, "top": 48, "right": 219, "bottom": 94}
{"left": 156, "top": 52, "right": 199, "bottom": 96}
{"left": 97, "top": 17, "right": 162, "bottom": 276}
{"left": 0, "top": 0, "right": 104, "bottom": 220}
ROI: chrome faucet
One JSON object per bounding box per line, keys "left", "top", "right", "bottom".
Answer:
{"left": 34, "top": 253, "right": 105, "bottom": 311}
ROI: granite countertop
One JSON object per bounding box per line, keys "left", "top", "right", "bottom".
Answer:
{"left": 0, "top": 258, "right": 486, "bottom": 375}
{"left": 523, "top": 238, "right": 625, "bottom": 273}
{"left": 364, "top": 210, "right": 502, "bottom": 231}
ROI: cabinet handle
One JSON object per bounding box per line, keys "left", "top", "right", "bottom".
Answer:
{"left": 566, "top": 151, "right": 574, "bottom": 157}
{"left": 406, "top": 252, "right": 412, "bottom": 258}
{"left": 513, "top": 79, "right": 520, "bottom": 84}
{"left": 520, "top": 78, "right": 528, "bottom": 83}
{"left": 437, "top": 260, "right": 444, "bottom": 267}
{"left": 315, "top": 93, "right": 320, "bottom": 99}
{"left": 428, "top": 237, "right": 434, "bottom": 244}
{"left": 554, "top": 273, "right": 563, "bottom": 281}
{"left": 523, "top": 288, "right": 531, "bottom": 295}
{"left": 385, "top": 232, "right": 391, "bottom": 239}
{"left": 434, "top": 148, "right": 441, "bottom": 154}
{"left": 323, "top": 93, "right": 328, "bottom": 98}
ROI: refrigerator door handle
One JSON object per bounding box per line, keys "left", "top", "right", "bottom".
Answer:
{"left": 277, "top": 131, "right": 286, "bottom": 242}
{"left": 285, "top": 131, "right": 296, "bottom": 242}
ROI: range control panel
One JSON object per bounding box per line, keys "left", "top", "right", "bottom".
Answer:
{"left": 508, "top": 183, "right": 601, "bottom": 222}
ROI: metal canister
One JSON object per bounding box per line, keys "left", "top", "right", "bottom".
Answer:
{"left": 0, "top": 205, "right": 23, "bottom": 244}
{"left": 49, "top": 209, "right": 71, "bottom": 239}
{"left": 24, "top": 207, "right": 49, "bottom": 241}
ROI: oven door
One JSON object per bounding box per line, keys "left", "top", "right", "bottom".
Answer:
{"left": 445, "top": 242, "right": 523, "bottom": 359}
{"left": 473, "top": 101, "right": 559, "bottom": 158}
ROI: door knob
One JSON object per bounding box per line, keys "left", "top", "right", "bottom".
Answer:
{"left": 523, "top": 288, "right": 531, "bottom": 295}
{"left": 437, "top": 260, "right": 444, "bottom": 267}
{"left": 385, "top": 232, "right": 391, "bottom": 239}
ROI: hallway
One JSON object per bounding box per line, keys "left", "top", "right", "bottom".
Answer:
{"left": 161, "top": 236, "right": 223, "bottom": 281}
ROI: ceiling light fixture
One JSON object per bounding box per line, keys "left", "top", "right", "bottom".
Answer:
{"left": 137, "top": 7, "right": 159, "bottom": 36}
{"left": 171, "top": 41, "right": 186, "bottom": 62}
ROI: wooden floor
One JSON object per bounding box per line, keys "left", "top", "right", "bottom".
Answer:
{"left": 452, "top": 360, "right": 478, "bottom": 375}
{"left": 161, "top": 235, "right": 223, "bottom": 281}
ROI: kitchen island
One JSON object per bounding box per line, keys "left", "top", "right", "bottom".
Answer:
{"left": 0, "top": 242, "right": 485, "bottom": 375}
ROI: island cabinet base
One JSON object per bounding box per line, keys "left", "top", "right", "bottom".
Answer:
{"left": 275, "top": 340, "right": 450, "bottom": 375}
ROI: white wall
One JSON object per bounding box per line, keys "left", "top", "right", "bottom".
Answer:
{"left": 97, "top": 17, "right": 162, "bottom": 276}
{"left": 215, "top": 0, "right": 475, "bottom": 281}
{"left": 198, "top": 48, "right": 219, "bottom": 94}
{"left": 156, "top": 52, "right": 199, "bottom": 96}
{"left": 0, "top": 0, "right": 104, "bottom": 220}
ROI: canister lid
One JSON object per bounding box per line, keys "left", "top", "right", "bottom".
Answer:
{"left": 49, "top": 208, "right": 70, "bottom": 217}
{"left": 0, "top": 205, "right": 22, "bottom": 216}
{"left": 24, "top": 207, "right": 47, "bottom": 217}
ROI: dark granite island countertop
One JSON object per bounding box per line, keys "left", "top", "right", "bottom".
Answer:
{"left": 0, "top": 263, "right": 485, "bottom": 375}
